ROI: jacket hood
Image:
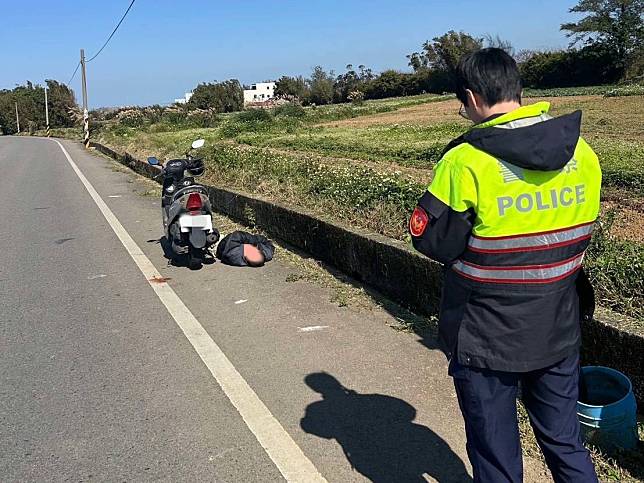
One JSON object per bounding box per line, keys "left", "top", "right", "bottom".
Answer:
{"left": 462, "top": 102, "right": 582, "bottom": 171}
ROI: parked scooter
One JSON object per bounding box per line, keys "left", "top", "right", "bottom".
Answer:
{"left": 147, "top": 139, "right": 219, "bottom": 267}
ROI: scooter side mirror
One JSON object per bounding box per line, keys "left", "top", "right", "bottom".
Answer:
{"left": 191, "top": 139, "right": 205, "bottom": 150}
{"left": 147, "top": 157, "right": 160, "bottom": 165}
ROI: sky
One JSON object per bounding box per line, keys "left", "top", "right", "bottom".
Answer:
{"left": 0, "top": 0, "right": 581, "bottom": 108}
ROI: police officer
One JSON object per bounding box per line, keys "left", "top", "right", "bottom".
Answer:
{"left": 410, "top": 48, "right": 600, "bottom": 482}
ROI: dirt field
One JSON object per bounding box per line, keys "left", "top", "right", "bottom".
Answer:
{"left": 319, "top": 97, "right": 467, "bottom": 128}
{"left": 320, "top": 95, "right": 644, "bottom": 143}
{"left": 603, "top": 199, "right": 644, "bottom": 242}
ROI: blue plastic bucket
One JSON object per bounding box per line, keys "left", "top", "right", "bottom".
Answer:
{"left": 577, "top": 366, "right": 638, "bottom": 451}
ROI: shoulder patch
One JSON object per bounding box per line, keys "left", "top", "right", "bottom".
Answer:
{"left": 409, "top": 206, "right": 429, "bottom": 237}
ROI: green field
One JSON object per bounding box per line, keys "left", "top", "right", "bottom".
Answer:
{"left": 97, "top": 91, "right": 644, "bottom": 193}
{"left": 46, "top": 88, "right": 644, "bottom": 321}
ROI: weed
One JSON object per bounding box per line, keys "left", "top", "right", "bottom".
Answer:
{"left": 273, "top": 103, "right": 306, "bottom": 118}
{"left": 518, "top": 401, "right": 644, "bottom": 482}
{"left": 585, "top": 211, "right": 644, "bottom": 319}
{"left": 523, "top": 86, "right": 618, "bottom": 97}
{"left": 604, "top": 85, "right": 644, "bottom": 97}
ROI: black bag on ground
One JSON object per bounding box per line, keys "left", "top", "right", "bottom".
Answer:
{"left": 215, "top": 231, "right": 275, "bottom": 267}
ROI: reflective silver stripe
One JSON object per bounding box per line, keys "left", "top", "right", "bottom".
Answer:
{"left": 498, "top": 159, "right": 524, "bottom": 183}
{"left": 453, "top": 254, "right": 584, "bottom": 282}
{"left": 468, "top": 224, "right": 594, "bottom": 252}
{"left": 492, "top": 113, "right": 552, "bottom": 129}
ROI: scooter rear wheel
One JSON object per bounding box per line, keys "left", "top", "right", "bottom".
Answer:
{"left": 188, "top": 245, "right": 203, "bottom": 269}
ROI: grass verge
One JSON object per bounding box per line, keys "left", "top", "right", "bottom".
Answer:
{"left": 92, "top": 127, "right": 644, "bottom": 322}
{"left": 519, "top": 402, "right": 644, "bottom": 482}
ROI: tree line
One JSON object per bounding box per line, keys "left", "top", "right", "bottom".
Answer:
{"left": 275, "top": 0, "right": 642, "bottom": 105}
{"left": 2, "top": 0, "right": 641, "bottom": 130}
{"left": 0, "top": 81, "right": 77, "bottom": 135}
{"left": 90, "top": 0, "right": 644, "bottom": 117}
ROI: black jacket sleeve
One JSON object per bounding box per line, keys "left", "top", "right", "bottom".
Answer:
{"left": 410, "top": 191, "right": 475, "bottom": 265}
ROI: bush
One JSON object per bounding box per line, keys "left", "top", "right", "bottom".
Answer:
{"left": 236, "top": 108, "right": 273, "bottom": 123}
{"left": 188, "top": 79, "right": 244, "bottom": 113}
{"left": 360, "top": 69, "right": 453, "bottom": 101}
{"left": 347, "top": 90, "right": 365, "bottom": 105}
{"left": 216, "top": 109, "right": 273, "bottom": 137}
{"left": 363, "top": 70, "right": 410, "bottom": 99}
{"left": 115, "top": 109, "right": 147, "bottom": 127}
{"left": 273, "top": 102, "right": 306, "bottom": 118}
{"left": 520, "top": 47, "right": 622, "bottom": 88}
{"left": 186, "top": 108, "right": 220, "bottom": 128}
{"left": 219, "top": 121, "right": 246, "bottom": 138}
{"left": 161, "top": 107, "right": 187, "bottom": 126}
{"left": 409, "top": 69, "right": 452, "bottom": 94}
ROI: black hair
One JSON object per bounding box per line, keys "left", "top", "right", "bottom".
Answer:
{"left": 455, "top": 48, "right": 522, "bottom": 107}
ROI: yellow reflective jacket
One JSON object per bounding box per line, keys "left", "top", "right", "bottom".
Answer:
{"left": 410, "top": 102, "right": 602, "bottom": 371}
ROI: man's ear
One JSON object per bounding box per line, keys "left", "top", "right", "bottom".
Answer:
{"left": 465, "top": 89, "right": 479, "bottom": 111}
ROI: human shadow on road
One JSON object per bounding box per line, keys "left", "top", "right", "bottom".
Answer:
{"left": 301, "top": 372, "right": 471, "bottom": 482}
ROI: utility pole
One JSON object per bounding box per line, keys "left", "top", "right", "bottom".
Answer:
{"left": 15, "top": 102, "right": 20, "bottom": 133}
{"left": 80, "top": 49, "right": 89, "bottom": 148}
{"left": 44, "top": 86, "right": 50, "bottom": 137}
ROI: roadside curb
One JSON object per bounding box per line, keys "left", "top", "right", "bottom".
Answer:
{"left": 88, "top": 140, "right": 644, "bottom": 409}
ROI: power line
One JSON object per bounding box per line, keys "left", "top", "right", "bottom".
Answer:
{"left": 68, "top": 61, "right": 81, "bottom": 85}
{"left": 86, "top": 0, "right": 137, "bottom": 63}
{"left": 66, "top": 0, "right": 136, "bottom": 87}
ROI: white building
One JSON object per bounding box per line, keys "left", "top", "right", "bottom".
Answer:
{"left": 243, "top": 82, "right": 276, "bottom": 105}
{"left": 174, "top": 92, "right": 194, "bottom": 104}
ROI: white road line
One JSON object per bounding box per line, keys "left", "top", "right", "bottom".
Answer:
{"left": 298, "top": 326, "right": 329, "bottom": 332}
{"left": 54, "top": 140, "right": 327, "bottom": 483}
{"left": 87, "top": 274, "right": 107, "bottom": 280}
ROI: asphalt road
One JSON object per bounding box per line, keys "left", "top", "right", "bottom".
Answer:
{"left": 0, "top": 136, "right": 494, "bottom": 482}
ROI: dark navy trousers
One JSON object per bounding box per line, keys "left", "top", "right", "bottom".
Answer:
{"left": 449, "top": 353, "right": 598, "bottom": 483}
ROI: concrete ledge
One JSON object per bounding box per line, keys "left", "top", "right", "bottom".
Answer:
{"left": 581, "top": 310, "right": 644, "bottom": 409}
{"left": 90, "top": 141, "right": 644, "bottom": 409}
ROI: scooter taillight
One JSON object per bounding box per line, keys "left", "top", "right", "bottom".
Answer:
{"left": 186, "top": 193, "right": 203, "bottom": 212}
